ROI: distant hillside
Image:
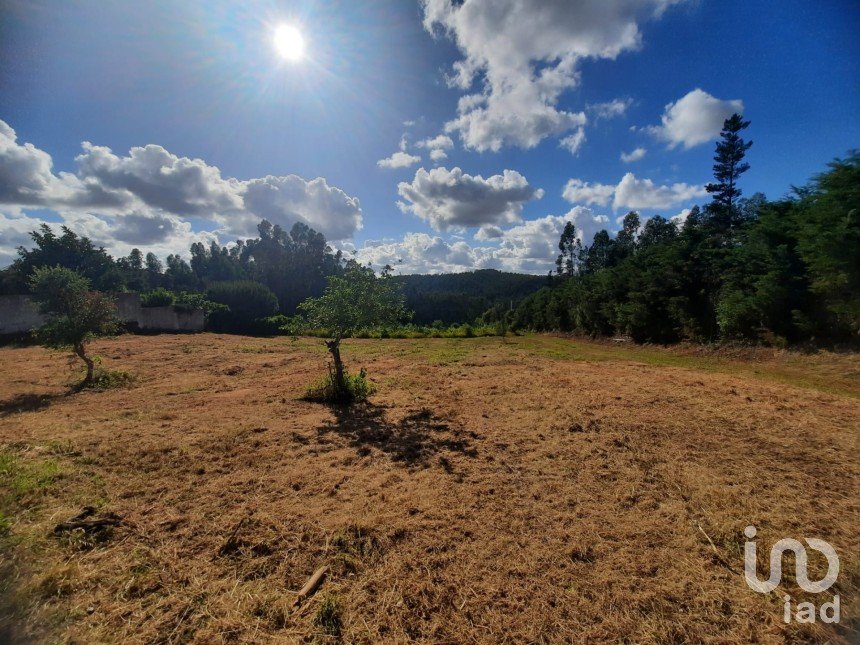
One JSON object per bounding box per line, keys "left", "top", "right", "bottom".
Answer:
{"left": 393, "top": 269, "right": 546, "bottom": 325}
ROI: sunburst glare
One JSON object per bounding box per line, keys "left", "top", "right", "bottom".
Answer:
{"left": 273, "top": 24, "right": 305, "bottom": 61}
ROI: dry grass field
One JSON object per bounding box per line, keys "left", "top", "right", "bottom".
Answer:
{"left": 0, "top": 333, "right": 857, "bottom": 643}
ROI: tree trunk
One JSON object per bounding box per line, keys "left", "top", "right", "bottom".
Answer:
{"left": 74, "top": 342, "right": 94, "bottom": 384}
{"left": 325, "top": 338, "right": 346, "bottom": 395}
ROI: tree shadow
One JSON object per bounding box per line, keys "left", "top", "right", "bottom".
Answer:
{"left": 0, "top": 393, "right": 62, "bottom": 417}
{"left": 317, "top": 405, "right": 479, "bottom": 468}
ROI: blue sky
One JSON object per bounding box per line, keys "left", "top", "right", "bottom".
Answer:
{"left": 1, "top": 0, "right": 858, "bottom": 272}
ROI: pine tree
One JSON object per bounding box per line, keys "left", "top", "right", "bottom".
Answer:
{"left": 706, "top": 114, "right": 752, "bottom": 229}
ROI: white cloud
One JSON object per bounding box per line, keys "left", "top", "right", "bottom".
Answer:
{"left": 620, "top": 147, "right": 647, "bottom": 163}
{"left": 562, "top": 178, "right": 616, "bottom": 207}
{"left": 423, "top": 0, "right": 682, "bottom": 151}
{"left": 0, "top": 210, "right": 218, "bottom": 266}
{"left": 429, "top": 149, "right": 448, "bottom": 163}
{"left": 397, "top": 166, "right": 543, "bottom": 231}
{"left": 559, "top": 128, "right": 587, "bottom": 155}
{"left": 564, "top": 172, "right": 706, "bottom": 210}
{"left": 613, "top": 172, "right": 706, "bottom": 209}
{"left": 377, "top": 151, "right": 422, "bottom": 169}
{"left": 646, "top": 88, "right": 743, "bottom": 149}
{"left": 671, "top": 207, "right": 691, "bottom": 226}
{"left": 355, "top": 207, "right": 613, "bottom": 275}
{"left": 0, "top": 118, "right": 365, "bottom": 266}
{"left": 239, "top": 175, "right": 363, "bottom": 241}
{"left": 416, "top": 134, "right": 454, "bottom": 150}
{"left": 561, "top": 206, "right": 613, "bottom": 244}
{"left": 378, "top": 134, "right": 423, "bottom": 169}
{"left": 588, "top": 98, "right": 633, "bottom": 119}
{"left": 0, "top": 121, "right": 64, "bottom": 206}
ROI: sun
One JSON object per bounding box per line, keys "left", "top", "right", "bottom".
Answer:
{"left": 273, "top": 24, "right": 305, "bottom": 61}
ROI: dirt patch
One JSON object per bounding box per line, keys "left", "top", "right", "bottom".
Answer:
{"left": 0, "top": 333, "right": 857, "bottom": 643}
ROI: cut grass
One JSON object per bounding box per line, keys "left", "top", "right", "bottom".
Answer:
{"left": 0, "top": 332, "right": 856, "bottom": 643}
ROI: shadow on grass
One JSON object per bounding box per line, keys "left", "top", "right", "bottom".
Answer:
{"left": 0, "top": 393, "right": 63, "bottom": 417}
{"left": 317, "top": 405, "right": 478, "bottom": 467}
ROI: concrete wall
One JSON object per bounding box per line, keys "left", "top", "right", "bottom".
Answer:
{"left": 0, "top": 295, "right": 45, "bottom": 335}
{"left": 0, "top": 293, "right": 204, "bottom": 335}
{"left": 137, "top": 306, "right": 205, "bottom": 332}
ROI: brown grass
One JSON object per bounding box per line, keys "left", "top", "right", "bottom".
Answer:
{"left": 0, "top": 333, "right": 857, "bottom": 643}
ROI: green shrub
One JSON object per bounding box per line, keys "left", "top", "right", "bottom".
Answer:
{"left": 303, "top": 368, "right": 375, "bottom": 404}
{"left": 173, "top": 292, "right": 228, "bottom": 317}
{"left": 140, "top": 288, "right": 175, "bottom": 307}
{"left": 206, "top": 281, "right": 278, "bottom": 334}
{"left": 85, "top": 366, "right": 135, "bottom": 389}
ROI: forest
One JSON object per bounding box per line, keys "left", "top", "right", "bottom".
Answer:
{"left": 508, "top": 118, "right": 858, "bottom": 345}
{"left": 1, "top": 116, "right": 857, "bottom": 346}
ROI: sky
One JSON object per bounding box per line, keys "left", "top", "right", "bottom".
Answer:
{"left": 1, "top": 0, "right": 858, "bottom": 274}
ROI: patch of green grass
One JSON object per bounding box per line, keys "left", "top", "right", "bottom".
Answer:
{"left": 0, "top": 512, "right": 11, "bottom": 537}
{"left": 314, "top": 593, "right": 343, "bottom": 639}
{"left": 0, "top": 449, "right": 61, "bottom": 511}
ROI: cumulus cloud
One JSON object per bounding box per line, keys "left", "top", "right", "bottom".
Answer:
{"left": 354, "top": 233, "right": 486, "bottom": 274}
{"left": 422, "top": 0, "right": 682, "bottom": 151}
{"left": 646, "top": 88, "right": 743, "bottom": 149}
{"left": 0, "top": 119, "right": 364, "bottom": 266}
{"left": 564, "top": 172, "right": 706, "bottom": 210}
{"left": 397, "top": 166, "right": 543, "bottom": 231}
{"left": 355, "top": 207, "right": 613, "bottom": 275}
{"left": 378, "top": 134, "right": 423, "bottom": 169}
{"left": 429, "top": 149, "right": 448, "bottom": 163}
{"left": 377, "top": 151, "right": 422, "bottom": 169}
{"left": 588, "top": 98, "right": 633, "bottom": 120}
{"left": 620, "top": 147, "right": 647, "bottom": 163}
{"left": 0, "top": 210, "right": 218, "bottom": 266}
{"left": 240, "top": 175, "right": 363, "bottom": 240}
{"left": 73, "top": 142, "right": 242, "bottom": 216}
{"left": 475, "top": 224, "right": 504, "bottom": 241}
{"left": 563, "top": 178, "right": 616, "bottom": 207}
{"left": 613, "top": 172, "right": 706, "bottom": 209}
{"left": 416, "top": 134, "right": 454, "bottom": 151}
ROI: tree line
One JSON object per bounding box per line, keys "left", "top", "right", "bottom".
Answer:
{"left": 503, "top": 117, "right": 858, "bottom": 345}
{"left": 2, "top": 114, "right": 856, "bottom": 346}
{"left": 1, "top": 222, "right": 542, "bottom": 333}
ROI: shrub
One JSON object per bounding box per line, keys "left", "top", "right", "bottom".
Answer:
{"left": 173, "top": 292, "right": 228, "bottom": 317}
{"left": 303, "top": 368, "right": 375, "bottom": 404}
{"left": 140, "top": 287, "right": 175, "bottom": 307}
{"left": 259, "top": 314, "right": 299, "bottom": 336}
{"left": 85, "top": 364, "right": 135, "bottom": 389}
{"left": 206, "top": 281, "right": 279, "bottom": 334}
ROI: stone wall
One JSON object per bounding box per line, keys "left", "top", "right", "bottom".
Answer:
{"left": 0, "top": 293, "right": 204, "bottom": 336}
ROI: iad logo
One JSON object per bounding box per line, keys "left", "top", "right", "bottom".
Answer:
{"left": 743, "top": 525, "right": 840, "bottom": 623}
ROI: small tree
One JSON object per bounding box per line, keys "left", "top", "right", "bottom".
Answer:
{"left": 299, "top": 262, "right": 408, "bottom": 401}
{"left": 29, "top": 266, "right": 121, "bottom": 384}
